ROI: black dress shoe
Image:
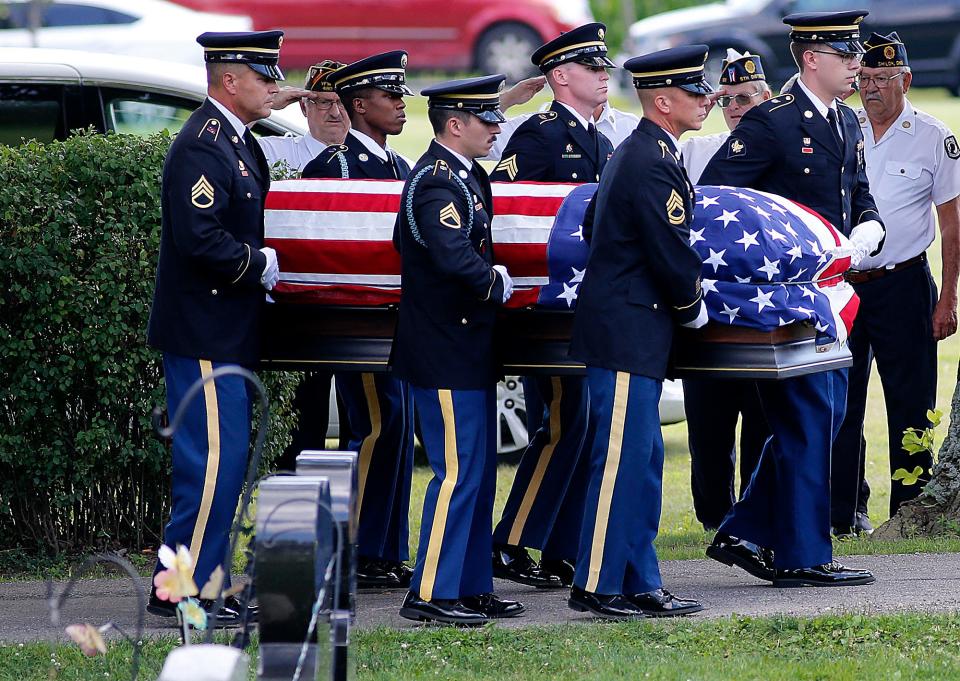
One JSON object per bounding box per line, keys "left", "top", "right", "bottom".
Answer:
{"left": 461, "top": 593, "right": 526, "bottom": 618}
{"left": 706, "top": 532, "right": 775, "bottom": 581}
{"left": 773, "top": 562, "right": 876, "bottom": 588}
{"left": 357, "top": 557, "right": 407, "bottom": 589}
{"left": 855, "top": 512, "right": 874, "bottom": 536}
{"left": 146, "top": 592, "right": 254, "bottom": 627}
{"left": 627, "top": 588, "right": 703, "bottom": 617}
{"left": 492, "top": 544, "right": 563, "bottom": 589}
{"left": 540, "top": 558, "right": 576, "bottom": 587}
{"left": 390, "top": 561, "right": 414, "bottom": 587}
{"left": 568, "top": 586, "right": 646, "bottom": 620}
{"left": 398, "top": 590, "right": 489, "bottom": 626}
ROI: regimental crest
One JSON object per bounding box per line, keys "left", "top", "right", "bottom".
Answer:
{"left": 946, "top": 135, "right": 960, "bottom": 160}
{"left": 598, "top": 27, "right": 605, "bottom": 40}
{"left": 537, "top": 111, "right": 557, "bottom": 124}
{"left": 200, "top": 118, "right": 220, "bottom": 141}
{"left": 495, "top": 154, "right": 519, "bottom": 180}
{"left": 191, "top": 175, "right": 215, "bottom": 209}
{"left": 439, "top": 202, "right": 462, "bottom": 229}
{"left": 666, "top": 189, "right": 686, "bottom": 225}
{"left": 565, "top": 143, "right": 574, "bottom": 153}
{"left": 401, "top": 54, "right": 408, "bottom": 68}
{"left": 727, "top": 138, "right": 746, "bottom": 158}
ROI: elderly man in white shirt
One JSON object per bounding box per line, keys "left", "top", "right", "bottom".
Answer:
{"left": 831, "top": 32, "right": 960, "bottom": 536}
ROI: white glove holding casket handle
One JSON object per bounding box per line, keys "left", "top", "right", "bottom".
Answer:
{"left": 847, "top": 220, "right": 884, "bottom": 267}
{"left": 493, "top": 265, "right": 513, "bottom": 303}
{"left": 259, "top": 246, "right": 279, "bottom": 290}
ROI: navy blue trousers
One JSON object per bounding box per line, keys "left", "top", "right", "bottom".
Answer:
{"left": 410, "top": 386, "right": 497, "bottom": 601}
{"left": 574, "top": 369, "right": 663, "bottom": 596}
{"left": 494, "top": 376, "right": 590, "bottom": 560}
{"left": 155, "top": 353, "right": 251, "bottom": 590}
{"left": 683, "top": 377, "right": 769, "bottom": 530}
{"left": 336, "top": 372, "right": 414, "bottom": 562}
{"left": 719, "top": 369, "right": 846, "bottom": 569}
{"left": 832, "top": 262, "right": 938, "bottom": 525}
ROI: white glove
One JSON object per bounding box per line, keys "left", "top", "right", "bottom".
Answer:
{"left": 848, "top": 219, "right": 884, "bottom": 266}
{"left": 493, "top": 265, "right": 513, "bottom": 303}
{"left": 259, "top": 246, "right": 279, "bottom": 290}
{"left": 681, "top": 300, "right": 709, "bottom": 329}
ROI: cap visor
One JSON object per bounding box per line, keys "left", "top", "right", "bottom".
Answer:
{"left": 475, "top": 109, "right": 506, "bottom": 124}
{"left": 679, "top": 79, "right": 714, "bottom": 95}
{"left": 378, "top": 83, "right": 415, "bottom": 96}
{"left": 827, "top": 40, "right": 866, "bottom": 55}
{"left": 575, "top": 55, "right": 615, "bottom": 68}
{"left": 249, "top": 63, "right": 284, "bottom": 81}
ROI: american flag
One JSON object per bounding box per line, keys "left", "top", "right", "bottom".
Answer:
{"left": 690, "top": 185, "right": 858, "bottom": 344}
{"left": 264, "top": 178, "right": 591, "bottom": 310}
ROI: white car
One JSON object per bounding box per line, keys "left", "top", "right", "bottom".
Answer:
{"left": 0, "top": 47, "right": 306, "bottom": 144}
{"left": 0, "top": 0, "right": 252, "bottom": 66}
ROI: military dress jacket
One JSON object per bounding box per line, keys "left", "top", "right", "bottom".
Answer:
{"left": 699, "top": 86, "right": 883, "bottom": 237}
{"left": 570, "top": 118, "right": 703, "bottom": 380}
{"left": 391, "top": 141, "right": 506, "bottom": 390}
{"left": 147, "top": 98, "right": 270, "bottom": 365}
{"left": 301, "top": 130, "right": 411, "bottom": 180}
{"left": 489, "top": 100, "right": 614, "bottom": 183}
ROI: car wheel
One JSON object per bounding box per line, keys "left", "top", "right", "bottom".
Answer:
{"left": 475, "top": 23, "right": 542, "bottom": 83}
{"left": 496, "top": 376, "right": 529, "bottom": 459}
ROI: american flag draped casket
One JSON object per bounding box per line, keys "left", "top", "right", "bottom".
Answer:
{"left": 262, "top": 179, "right": 856, "bottom": 377}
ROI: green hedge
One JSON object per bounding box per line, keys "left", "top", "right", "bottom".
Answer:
{"left": 0, "top": 131, "right": 298, "bottom": 555}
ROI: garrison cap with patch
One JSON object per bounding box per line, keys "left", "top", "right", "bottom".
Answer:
{"left": 624, "top": 44, "right": 714, "bottom": 94}
{"left": 783, "top": 10, "right": 868, "bottom": 55}
{"left": 863, "top": 31, "right": 908, "bottom": 68}
{"left": 719, "top": 48, "right": 765, "bottom": 85}
{"left": 422, "top": 74, "right": 507, "bottom": 124}
{"left": 197, "top": 30, "right": 285, "bottom": 80}
{"left": 332, "top": 51, "right": 413, "bottom": 96}
{"left": 305, "top": 59, "right": 346, "bottom": 92}
{"left": 531, "top": 22, "right": 615, "bottom": 71}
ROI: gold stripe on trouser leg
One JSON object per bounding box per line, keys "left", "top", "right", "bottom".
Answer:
{"left": 585, "top": 371, "right": 630, "bottom": 593}
{"left": 418, "top": 390, "right": 460, "bottom": 602}
{"left": 356, "top": 372, "right": 382, "bottom": 514}
{"left": 507, "top": 377, "right": 562, "bottom": 545}
{"left": 188, "top": 359, "right": 221, "bottom": 577}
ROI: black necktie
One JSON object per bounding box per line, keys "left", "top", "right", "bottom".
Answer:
{"left": 826, "top": 109, "right": 843, "bottom": 149}
{"left": 588, "top": 122, "right": 600, "bottom": 162}
{"left": 243, "top": 129, "right": 270, "bottom": 186}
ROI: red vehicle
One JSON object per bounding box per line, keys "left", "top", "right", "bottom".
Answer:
{"left": 171, "top": 0, "right": 592, "bottom": 80}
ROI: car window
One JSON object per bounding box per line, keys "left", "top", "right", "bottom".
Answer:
{"left": 0, "top": 83, "right": 65, "bottom": 144}
{"left": 103, "top": 90, "right": 196, "bottom": 136}
{"left": 42, "top": 4, "right": 137, "bottom": 27}
{"left": 787, "top": 0, "right": 869, "bottom": 12}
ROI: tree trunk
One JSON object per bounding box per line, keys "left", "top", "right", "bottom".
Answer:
{"left": 873, "top": 375, "right": 960, "bottom": 539}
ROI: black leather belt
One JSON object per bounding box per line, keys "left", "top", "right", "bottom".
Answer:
{"left": 845, "top": 253, "right": 926, "bottom": 284}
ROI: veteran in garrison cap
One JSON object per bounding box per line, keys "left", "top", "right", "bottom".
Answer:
{"left": 832, "top": 31, "right": 960, "bottom": 540}
{"left": 489, "top": 22, "right": 617, "bottom": 594}
{"left": 567, "top": 45, "right": 710, "bottom": 620}
{"left": 392, "top": 75, "right": 524, "bottom": 626}
{"left": 699, "top": 10, "right": 880, "bottom": 589}
{"left": 146, "top": 30, "right": 285, "bottom": 626}
{"left": 301, "top": 50, "right": 418, "bottom": 590}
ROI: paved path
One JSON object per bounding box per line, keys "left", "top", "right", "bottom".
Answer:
{"left": 2, "top": 553, "right": 958, "bottom": 643}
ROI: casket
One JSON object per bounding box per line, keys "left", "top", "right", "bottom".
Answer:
{"left": 260, "top": 180, "right": 856, "bottom": 379}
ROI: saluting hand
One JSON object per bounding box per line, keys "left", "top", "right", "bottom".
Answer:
{"left": 500, "top": 76, "right": 547, "bottom": 111}
{"left": 272, "top": 87, "right": 315, "bottom": 110}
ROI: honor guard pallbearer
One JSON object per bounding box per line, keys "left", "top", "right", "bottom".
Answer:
{"left": 490, "top": 22, "right": 616, "bottom": 591}
{"left": 567, "top": 45, "right": 712, "bottom": 619}
{"left": 301, "top": 51, "right": 417, "bottom": 589}
{"left": 392, "top": 75, "right": 524, "bottom": 625}
{"left": 700, "top": 10, "right": 881, "bottom": 587}
{"left": 146, "top": 30, "right": 285, "bottom": 626}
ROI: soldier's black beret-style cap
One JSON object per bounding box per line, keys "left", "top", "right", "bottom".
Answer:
{"left": 783, "top": 10, "right": 868, "bottom": 55}
{"left": 332, "top": 50, "right": 414, "bottom": 96}
{"left": 719, "top": 49, "right": 765, "bottom": 85}
{"left": 624, "top": 45, "right": 714, "bottom": 94}
{"left": 531, "top": 22, "right": 615, "bottom": 71}
{"left": 197, "top": 30, "right": 285, "bottom": 80}
{"left": 422, "top": 74, "right": 506, "bottom": 124}
{"left": 862, "top": 31, "right": 908, "bottom": 68}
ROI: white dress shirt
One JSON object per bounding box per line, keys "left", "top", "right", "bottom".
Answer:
{"left": 681, "top": 132, "right": 729, "bottom": 184}
{"left": 856, "top": 99, "right": 960, "bottom": 269}
{"left": 258, "top": 132, "right": 328, "bottom": 173}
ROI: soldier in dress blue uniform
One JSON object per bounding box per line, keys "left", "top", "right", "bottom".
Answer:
{"left": 489, "top": 22, "right": 616, "bottom": 591}
{"left": 301, "top": 52, "right": 417, "bottom": 589}
{"left": 146, "top": 30, "right": 285, "bottom": 625}
{"left": 699, "top": 10, "right": 880, "bottom": 587}
{"left": 393, "top": 75, "right": 525, "bottom": 625}
{"left": 568, "top": 46, "right": 711, "bottom": 619}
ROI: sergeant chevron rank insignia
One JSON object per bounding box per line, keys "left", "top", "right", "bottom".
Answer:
{"left": 191, "top": 175, "right": 215, "bottom": 208}
{"left": 495, "top": 154, "right": 519, "bottom": 180}
{"left": 666, "top": 189, "right": 685, "bottom": 225}
{"left": 439, "top": 202, "right": 462, "bottom": 229}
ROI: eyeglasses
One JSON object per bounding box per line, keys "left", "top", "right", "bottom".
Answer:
{"left": 716, "top": 92, "right": 763, "bottom": 108}
{"left": 811, "top": 50, "right": 863, "bottom": 65}
{"left": 859, "top": 72, "right": 905, "bottom": 88}
{"left": 303, "top": 98, "right": 339, "bottom": 111}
